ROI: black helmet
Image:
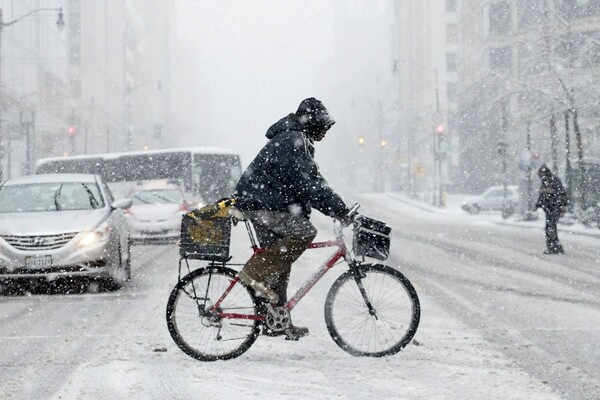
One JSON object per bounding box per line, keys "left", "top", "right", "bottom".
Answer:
{"left": 295, "top": 97, "right": 335, "bottom": 133}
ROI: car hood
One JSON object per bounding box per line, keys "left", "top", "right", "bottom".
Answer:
{"left": 128, "top": 204, "right": 181, "bottom": 218}
{"left": 0, "top": 209, "right": 108, "bottom": 235}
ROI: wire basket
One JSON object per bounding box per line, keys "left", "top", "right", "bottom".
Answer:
{"left": 179, "top": 202, "right": 232, "bottom": 262}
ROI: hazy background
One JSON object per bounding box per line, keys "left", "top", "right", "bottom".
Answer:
{"left": 176, "top": 0, "right": 338, "bottom": 165}
{"left": 175, "top": 0, "right": 395, "bottom": 195}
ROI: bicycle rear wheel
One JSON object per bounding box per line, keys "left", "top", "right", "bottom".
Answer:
{"left": 324, "top": 263, "right": 420, "bottom": 357}
{"left": 166, "top": 266, "right": 260, "bottom": 361}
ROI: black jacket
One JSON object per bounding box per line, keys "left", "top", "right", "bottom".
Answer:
{"left": 536, "top": 174, "right": 568, "bottom": 212}
{"left": 233, "top": 113, "right": 348, "bottom": 219}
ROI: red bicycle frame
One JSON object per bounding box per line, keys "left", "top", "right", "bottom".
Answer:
{"left": 210, "top": 221, "right": 348, "bottom": 322}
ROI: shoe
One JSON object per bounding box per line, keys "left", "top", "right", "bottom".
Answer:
{"left": 543, "top": 249, "right": 562, "bottom": 255}
{"left": 237, "top": 271, "right": 279, "bottom": 303}
{"left": 261, "top": 324, "right": 309, "bottom": 339}
{"left": 286, "top": 324, "right": 309, "bottom": 339}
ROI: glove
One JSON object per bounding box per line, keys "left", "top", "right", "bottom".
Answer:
{"left": 337, "top": 212, "right": 355, "bottom": 227}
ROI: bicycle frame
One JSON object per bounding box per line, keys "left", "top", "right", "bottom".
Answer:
{"left": 210, "top": 220, "right": 352, "bottom": 322}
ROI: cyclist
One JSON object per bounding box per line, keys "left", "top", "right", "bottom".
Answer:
{"left": 233, "top": 97, "right": 350, "bottom": 338}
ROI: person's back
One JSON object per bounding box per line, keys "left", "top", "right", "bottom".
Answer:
{"left": 233, "top": 97, "right": 349, "bottom": 338}
{"left": 535, "top": 165, "right": 567, "bottom": 254}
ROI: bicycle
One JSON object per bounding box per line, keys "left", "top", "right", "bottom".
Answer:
{"left": 166, "top": 203, "right": 420, "bottom": 361}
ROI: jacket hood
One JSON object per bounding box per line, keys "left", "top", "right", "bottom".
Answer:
{"left": 266, "top": 114, "right": 304, "bottom": 139}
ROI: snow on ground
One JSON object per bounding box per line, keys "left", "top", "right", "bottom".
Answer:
{"left": 21, "top": 200, "right": 566, "bottom": 400}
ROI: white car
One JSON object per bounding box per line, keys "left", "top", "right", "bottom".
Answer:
{"left": 461, "top": 185, "right": 520, "bottom": 215}
{"left": 125, "top": 183, "right": 193, "bottom": 244}
{"left": 0, "top": 174, "right": 132, "bottom": 287}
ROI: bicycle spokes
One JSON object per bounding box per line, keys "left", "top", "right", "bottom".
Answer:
{"left": 166, "top": 267, "right": 261, "bottom": 361}
{"left": 325, "top": 264, "right": 420, "bottom": 357}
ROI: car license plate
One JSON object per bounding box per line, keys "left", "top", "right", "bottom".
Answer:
{"left": 25, "top": 255, "right": 53, "bottom": 269}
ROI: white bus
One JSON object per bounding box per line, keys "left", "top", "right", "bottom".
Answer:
{"left": 35, "top": 148, "right": 242, "bottom": 204}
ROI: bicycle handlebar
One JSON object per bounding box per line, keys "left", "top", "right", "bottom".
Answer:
{"left": 347, "top": 203, "right": 360, "bottom": 219}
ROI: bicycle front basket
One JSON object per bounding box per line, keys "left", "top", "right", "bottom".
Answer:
{"left": 353, "top": 216, "right": 391, "bottom": 261}
{"left": 180, "top": 203, "right": 232, "bottom": 262}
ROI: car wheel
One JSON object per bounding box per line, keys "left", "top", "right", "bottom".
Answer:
{"left": 468, "top": 204, "right": 480, "bottom": 214}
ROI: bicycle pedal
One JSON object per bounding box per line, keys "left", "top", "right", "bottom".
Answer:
{"left": 283, "top": 329, "right": 300, "bottom": 341}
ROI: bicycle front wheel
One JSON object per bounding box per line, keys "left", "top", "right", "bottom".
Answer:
{"left": 166, "top": 266, "right": 260, "bottom": 361}
{"left": 324, "top": 263, "right": 420, "bottom": 357}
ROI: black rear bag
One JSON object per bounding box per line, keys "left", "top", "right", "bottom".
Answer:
{"left": 353, "top": 216, "right": 391, "bottom": 261}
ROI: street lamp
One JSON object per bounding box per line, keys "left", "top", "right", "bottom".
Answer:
{"left": 125, "top": 80, "right": 162, "bottom": 150}
{"left": 396, "top": 59, "right": 444, "bottom": 206}
{"left": 0, "top": 6, "right": 65, "bottom": 180}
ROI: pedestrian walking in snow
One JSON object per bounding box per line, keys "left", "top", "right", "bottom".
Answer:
{"left": 535, "top": 164, "right": 568, "bottom": 254}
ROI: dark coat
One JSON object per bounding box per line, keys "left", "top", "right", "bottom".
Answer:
{"left": 233, "top": 113, "right": 348, "bottom": 219}
{"left": 536, "top": 174, "right": 568, "bottom": 213}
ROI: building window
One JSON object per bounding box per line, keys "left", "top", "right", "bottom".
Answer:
{"left": 554, "top": 0, "right": 600, "bottom": 18}
{"left": 447, "top": 52, "right": 458, "bottom": 72}
{"left": 447, "top": 23, "right": 457, "bottom": 43}
{"left": 518, "top": 0, "right": 544, "bottom": 27}
{"left": 446, "top": 0, "right": 457, "bottom": 12}
{"left": 489, "top": 46, "right": 512, "bottom": 72}
{"left": 447, "top": 82, "right": 457, "bottom": 101}
{"left": 489, "top": 0, "right": 511, "bottom": 36}
{"left": 70, "top": 79, "right": 82, "bottom": 99}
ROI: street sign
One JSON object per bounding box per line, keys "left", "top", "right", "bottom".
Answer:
{"left": 412, "top": 162, "right": 425, "bottom": 177}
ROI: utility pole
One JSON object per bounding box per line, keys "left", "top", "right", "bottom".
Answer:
{"left": 499, "top": 104, "right": 510, "bottom": 219}
{"left": 564, "top": 110, "right": 572, "bottom": 208}
{"left": 433, "top": 68, "right": 444, "bottom": 208}
{"left": 524, "top": 120, "right": 536, "bottom": 220}
{"left": 572, "top": 108, "right": 585, "bottom": 208}
{"left": 550, "top": 113, "right": 558, "bottom": 173}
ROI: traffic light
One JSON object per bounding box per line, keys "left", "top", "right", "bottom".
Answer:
{"left": 435, "top": 124, "right": 445, "bottom": 135}
{"left": 67, "top": 125, "right": 76, "bottom": 136}
{"left": 358, "top": 136, "right": 365, "bottom": 145}
{"left": 379, "top": 139, "right": 388, "bottom": 148}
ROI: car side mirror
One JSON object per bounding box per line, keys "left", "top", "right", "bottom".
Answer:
{"left": 112, "top": 198, "right": 133, "bottom": 210}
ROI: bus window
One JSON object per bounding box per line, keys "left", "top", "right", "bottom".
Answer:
{"left": 193, "top": 154, "right": 241, "bottom": 203}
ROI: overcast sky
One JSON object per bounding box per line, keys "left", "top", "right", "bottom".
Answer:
{"left": 176, "top": 0, "right": 336, "bottom": 164}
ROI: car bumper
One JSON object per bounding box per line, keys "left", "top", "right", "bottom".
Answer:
{"left": 127, "top": 216, "right": 181, "bottom": 242}
{"left": 0, "top": 234, "right": 115, "bottom": 280}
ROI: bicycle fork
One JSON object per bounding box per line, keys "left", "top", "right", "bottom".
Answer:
{"left": 353, "top": 273, "right": 379, "bottom": 320}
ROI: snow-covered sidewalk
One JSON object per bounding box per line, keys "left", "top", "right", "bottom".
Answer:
{"left": 386, "top": 192, "right": 600, "bottom": 238}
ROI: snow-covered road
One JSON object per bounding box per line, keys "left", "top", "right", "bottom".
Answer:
{"left": 1, "top": 194, "right": 597, "bottom": 399}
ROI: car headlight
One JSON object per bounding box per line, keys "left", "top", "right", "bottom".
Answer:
{"left": 78, "top": 223, "right": 110, "bottom": 248}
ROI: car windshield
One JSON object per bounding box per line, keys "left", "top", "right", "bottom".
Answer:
{"left": 0, "top": 182, "right": 105, "bottom": 213}
{"left": 130, "top": 189, "right": 182, "bottom": 205}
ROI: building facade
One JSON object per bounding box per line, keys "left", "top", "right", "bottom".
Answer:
{"left": 457, "top": 0, "right": 600, "bottom": 191}
{"left": 0, "top": 0, "right": 197, "bottom": 180}
{"left": 392, "top": 0, "right": 459, "bottom": 199}
{"left": 0, "top": 0, "right": 67, "bottom": 179}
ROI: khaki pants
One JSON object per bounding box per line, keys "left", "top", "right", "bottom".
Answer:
{"left": 241, "top": 211, "right": 317, "bottom": 306}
